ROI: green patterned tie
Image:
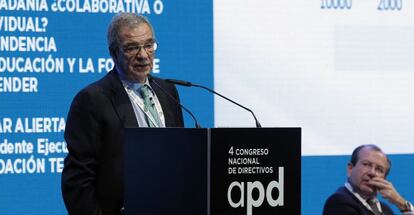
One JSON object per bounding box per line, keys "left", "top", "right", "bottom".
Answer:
{"left": 367, "top": 198, "right": 382, "bottom": 215}
{"left": 139, "top": 84, "right": 161, "bottom": 127}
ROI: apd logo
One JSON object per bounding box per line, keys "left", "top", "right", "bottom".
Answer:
{"left": 227, "top": 167, "right": 284, "bottom": 215}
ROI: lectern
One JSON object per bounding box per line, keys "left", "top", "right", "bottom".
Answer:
{"left": 124, "top": 128, "right": 301, "bottom": 215}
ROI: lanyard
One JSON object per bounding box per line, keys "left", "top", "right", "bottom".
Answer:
{"left": 125, "top": 87, "right": 165, "bottom": 127}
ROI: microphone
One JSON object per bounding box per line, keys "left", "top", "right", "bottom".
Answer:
{"left": 148, "top": 75, "right": 201, "bottom": 128}
{"left": 165, "top": 78, "right": 262, "bottom": 128}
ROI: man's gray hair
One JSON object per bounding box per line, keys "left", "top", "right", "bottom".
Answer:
{"left": 107, "top": 13, "right": 155, "bottom": 58}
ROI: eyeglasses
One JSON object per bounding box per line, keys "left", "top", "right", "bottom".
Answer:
{"left": 122, "top": 39, "right": 157, "bottom": 55}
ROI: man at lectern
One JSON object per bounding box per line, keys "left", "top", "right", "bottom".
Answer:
{"left": 61, "top": 13, "right": 184, "bottom": 215}
{"left": 323, "top": 144, "right": 413, "bottom": 215}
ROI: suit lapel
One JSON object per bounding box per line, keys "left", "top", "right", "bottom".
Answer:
{"left": 342, "top": 187, "right": 382, "bottom": 215}
{"left": 106, "top": 70, "right": 138, "bottom": 128}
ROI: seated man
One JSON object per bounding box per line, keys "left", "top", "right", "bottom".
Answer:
{"left": 323, "top": 144, "right": 413, "bottom": 215}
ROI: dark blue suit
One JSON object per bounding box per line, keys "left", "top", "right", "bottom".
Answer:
{"left": 61, "top": 70, "right": 184, "bottom": 215}
{"left": 323, "top": 186, "right": 395, "bottom": 215}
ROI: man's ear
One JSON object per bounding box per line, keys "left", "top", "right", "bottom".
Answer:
{"left": 347, "top": 162, "right": 353, "bottom": 177}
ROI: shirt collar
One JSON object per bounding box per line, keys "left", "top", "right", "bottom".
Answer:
{"left": 345, "top": 182, "right": 383, "bottom": 213}
{"left": 116, "top": 66, "right": 151, "bottom": 91}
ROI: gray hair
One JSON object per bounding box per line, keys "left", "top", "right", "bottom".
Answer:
{"left": 107, "top": 13, "right": 155, "bottom": 58}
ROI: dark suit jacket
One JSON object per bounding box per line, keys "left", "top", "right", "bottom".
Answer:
{"left": 323, "top": 186, "right": 395, "bottom": 215}
{"left": 61, "top": 70, "right": 184, "bottom": 215}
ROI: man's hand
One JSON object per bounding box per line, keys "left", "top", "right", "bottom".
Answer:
{"left": 368, "top": 177, "right": 407, "bottom": 211}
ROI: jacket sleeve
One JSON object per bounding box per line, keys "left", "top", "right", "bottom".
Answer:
{"left": 61, "top": 88, "right": 105, "bottom": 215}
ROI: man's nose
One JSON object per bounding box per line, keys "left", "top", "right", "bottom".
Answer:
{"left": 135, "top": 47, "right": 149, "bottom": 58}
{"left": 367, "top": 166, "right": 378, "bottom": 176}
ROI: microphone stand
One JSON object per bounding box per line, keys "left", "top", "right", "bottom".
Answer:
{"left": 165, "top": 79, "right": 262, "bottom": 128}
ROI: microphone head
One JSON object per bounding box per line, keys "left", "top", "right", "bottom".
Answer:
{"left": 165, "top": 79, "right": 193, "bottom": 87}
